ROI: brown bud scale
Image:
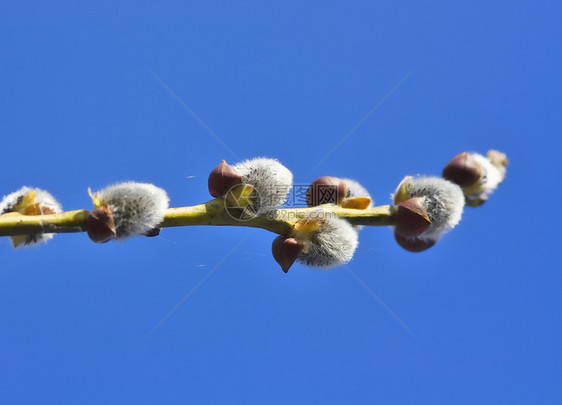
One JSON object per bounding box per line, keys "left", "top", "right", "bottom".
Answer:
{"left": 86, "top": 205, "right": 116, "bottom": 244}
{"left": 272, "top": 236, "right": 304, "bottom": 273}
{"left": 208, "top": 160, "right": 242, "bottom": 199}
{"left": 394, "top": 231, "right": 437, "bottom": 253}
{"left": 442, "top": 152, "right": 482, "bottom": 188}
{"left": 394, "top": 197, "right": 432, "bottom": 238}
{"left": 306, "top": 176, "right": 347, "bottom": 207}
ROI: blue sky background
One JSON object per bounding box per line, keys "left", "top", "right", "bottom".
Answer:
{"left": 1, "top": 1, "right": 561, "bottom": 403}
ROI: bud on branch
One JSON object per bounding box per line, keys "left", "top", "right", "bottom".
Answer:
{"left": 0, "top": 151, "right": 507, "bottom": 273}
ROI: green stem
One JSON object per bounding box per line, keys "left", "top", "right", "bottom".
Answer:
{"left": 0, "top": 199, "right": 395, "bottom": 237}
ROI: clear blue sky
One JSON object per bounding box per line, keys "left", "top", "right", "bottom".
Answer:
{"left": 1, "top": 1, "right": 561, "bottom": 403}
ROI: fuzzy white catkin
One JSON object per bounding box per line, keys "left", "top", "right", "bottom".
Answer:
{"left": 0, "top": 186, "right": 63, "bottom": 246}
{"left": 95, "top": 182, "right": 169, "bottom": 239}
{"left": 341, "top": 178, "right": 373, "bottom": 206}
{"left": 0, "top": 186, "right": 62, "bottom": 215}
{"left": 233, "top": 157, "right": 293, "bottom": 213}
{"left": 471, "top": 153, "right": 505, "bottom": 198}
{"left": 296, "top": 211, "right": 359, "bottom": 268}
{"left": 394, "top": 176, "right": 464, "bottom": 239}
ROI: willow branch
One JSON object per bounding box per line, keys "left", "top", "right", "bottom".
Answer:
{"left": 0, "top": 198, "right": 395, "bottom": 238}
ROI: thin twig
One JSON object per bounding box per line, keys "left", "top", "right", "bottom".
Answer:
{"left": 0, "top": 199, "right": 395, "bottom": 238}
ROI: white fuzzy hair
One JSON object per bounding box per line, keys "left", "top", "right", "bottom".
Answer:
{"left": 394, "top": 176, "right": 464, "bottom": 240}
{"left": 0, "top": 186, "right": 63, "bottom": 246}
{"left": 470, "top": 153, "right": 505, "bottom": 199}
{"left": 295, "top": 210, "right": 359, "bottom": 268}
{"left": 95, "top": 182, "right": 169, "bottom": 239}
{"left": 233, "top": 157, "right": 293, "bottom": 214}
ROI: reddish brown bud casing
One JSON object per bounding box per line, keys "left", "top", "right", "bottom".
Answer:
{"left": 86, "top": 205, "right": 116, "bottom": 243}
{"left": 394, "top": 197, "right": 431, "bottom": 238}
{"left": 208, "top": 160, "right": 242, "bottom": 199}
{"left": 272, "top": 236, "right": 304, "bottom": 273}
{"left": 394, "top": 232, "right": 437, "bottom": 253}
{"left": 306, "top": 176, "right": 347, "bottom": 207}
{"left": 442, "top": 152, "right": 482, "bottom": 188}
{"left": 144, "top": 227, "right": 161, "bottom": 237}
